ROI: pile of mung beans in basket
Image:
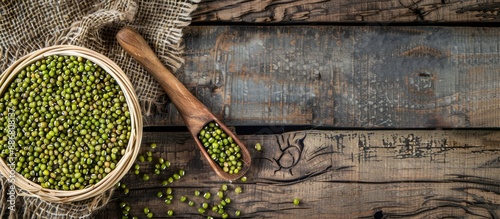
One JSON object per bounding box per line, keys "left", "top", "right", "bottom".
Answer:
{"left": 0, "top": 55, "right": 131, "bottom": 190}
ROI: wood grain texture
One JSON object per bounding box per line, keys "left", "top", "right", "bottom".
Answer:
{"left": 192, "top": 0, "right": 500, "bottom": 23}
{"left": 144, "top": 26, "right": 500, "bottom": 128}
{"left": 100, "top": 130, "right": 499, "bottom": 218}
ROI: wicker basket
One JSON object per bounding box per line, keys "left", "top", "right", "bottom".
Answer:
{"left": 0, "top": 45, "right": 142, "bottom": 203}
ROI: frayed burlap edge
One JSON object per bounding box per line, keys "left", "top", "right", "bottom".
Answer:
{"left": 0, "top": 177, "right": 114, "bottom": 219}
{"left": 0, "top": 0, "right": 200, "bottom": 218}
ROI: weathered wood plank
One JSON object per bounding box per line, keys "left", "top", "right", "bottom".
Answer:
{"left": 101, "top": 130, "right": 500, "bottom": 218}
{"left": 144, "top": 26, "right": 500, "bottom": 128}
{"left": 192, "top": 0, "right": 500, "bottom": 23}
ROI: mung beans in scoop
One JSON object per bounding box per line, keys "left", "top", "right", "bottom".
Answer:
{"left": 198, "top": 122, "right": 243, "bottom": 174}
{"left": 0, "top": 55, "right": 131, "bottom": 190}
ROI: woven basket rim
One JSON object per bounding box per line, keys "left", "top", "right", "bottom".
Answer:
{"left": 0, "top": 45, "right": 143, "bottom": 203}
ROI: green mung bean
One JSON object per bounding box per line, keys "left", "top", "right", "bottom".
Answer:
{"left": 119, "top": 202, "right": 127, "bottom": 208}
{"left": 173, "top": 173, "right": 180, "bottom": 180}
{"left": 293, "top": 198, "right": 300, "bottom": 206}
{"left": 203, "top": 192, "right": 211, "bottom": 199}
{"left": 164, "top": 160, "right": 171, "bottom": 168}
{"left": 180, "top": 196, "right": 187, "bottom": 202}
{"left": 218, "top": 208, "right": 225, "bottom": 215}
{"left": 235, "top": 186, "right": 242, "bottom": 194}
{"left": 221, "top": 184, "right": 228, "bottom": 191}
{"left": 138, "top": 155, "right": 145, "bottom": 162}
{"left": 217, "top": 190, "right": 224, "bottom": 199}
{"left": 255, "top": 143, "right": 262, "bottom": 151}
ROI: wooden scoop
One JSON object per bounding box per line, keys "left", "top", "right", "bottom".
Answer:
{"left": 116, "top": 26, "right": 251, "bottom": 181}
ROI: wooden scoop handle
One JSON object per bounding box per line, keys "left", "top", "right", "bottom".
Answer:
{"left": 116, "top": 26, "right": 214, "bottom": 134}
{"left": 117, "top": 26, "right": 252, "bottom": 181}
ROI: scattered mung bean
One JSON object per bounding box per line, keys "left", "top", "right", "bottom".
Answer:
{"left": 293, "top": 198, "right": 300, "bottom": 205}
{"left": 255, "top": 143, "right": 262, "bottom": 151}
{"left": 235, "top": 186, "right": 242, "bottom": 194}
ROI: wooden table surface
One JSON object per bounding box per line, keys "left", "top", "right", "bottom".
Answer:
{"left": 100, "top": 1, "right": 500, "bottom": 218}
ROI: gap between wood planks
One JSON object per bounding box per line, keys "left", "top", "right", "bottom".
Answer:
{"left": 144, "top": 125, "right": 500, "bottom": 134}
{"left": 189, "top": 21, "right": 500, "bottom": 27}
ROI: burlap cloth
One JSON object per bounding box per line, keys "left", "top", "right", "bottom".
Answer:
{"left": 0, "top": 0, "right": 199, "bottom": 218}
